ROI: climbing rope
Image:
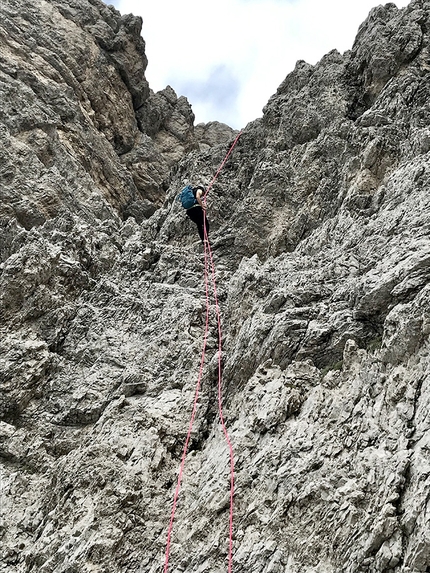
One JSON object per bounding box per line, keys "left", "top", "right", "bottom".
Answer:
{"left": 163, "top": 133, "right": 242, "bottom": 573}
{"left": 205, "top": 228, "right": 235, "bottom": 573}
{"left": 162, "top": 241, "right": 211, "bottom": 573}
{"left": 203, "top": 130, "right": 242, "bottom": 201}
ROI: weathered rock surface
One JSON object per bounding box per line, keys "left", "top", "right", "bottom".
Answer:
{"left": 0, "top": 0, "right": 234, "bottom": 229}
{"left": 1, "top": 0, "right": 430, "bottom": 572}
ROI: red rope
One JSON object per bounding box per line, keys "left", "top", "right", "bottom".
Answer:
{"left": 163, "top": 241, "right": 211, "bottom": 573}
{"left": 163, "top": 132, "right": 241, "bottom": 573}
{"left": 205, "top": 231, "right": 235, "bottom": 573}
{"left": 203, "top": 131, "right": 242, "bottom": 201}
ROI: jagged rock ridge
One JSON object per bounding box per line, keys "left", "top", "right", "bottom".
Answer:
{"left": 1, "top": 0, "right": 430, "bottom": 572}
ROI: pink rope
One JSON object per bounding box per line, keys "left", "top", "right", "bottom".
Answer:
{"left": 203, "top": 131, "right": 242, "bottom": 201}
{"left": 163, "top": 240, "right": 211, "bottom": 573}
{"left": 163, "top": 132, "right": 241, "bottom": 573}
{"left": 205, "top": 230, "right": 235, "bottom": 573}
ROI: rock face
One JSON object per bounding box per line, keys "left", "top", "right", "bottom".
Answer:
{"left": 1, "top": 1, "right": 430, "bottom": 572}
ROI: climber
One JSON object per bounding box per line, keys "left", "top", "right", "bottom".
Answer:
{"left": 178, "top": 185, "right": 210, "bottom": 243}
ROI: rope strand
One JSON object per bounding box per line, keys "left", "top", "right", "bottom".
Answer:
{"left": 203, "top": 131, "right": 242, "bottom": 201}
{"left": 163, "top": 132, "right": 242, "bottom": 573}
{"left": 205, "top": 227, "right": 235, "bottom": 573}
{"left": 163, "top": 242, "right": 211, "bottom": 573}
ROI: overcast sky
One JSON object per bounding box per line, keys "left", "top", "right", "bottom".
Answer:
{"left": 108, "top": 0, "right": 411, "bottom": 129}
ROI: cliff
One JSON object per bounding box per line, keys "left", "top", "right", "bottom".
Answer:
{"left": 1, "top": 0, "right": 430, "bottom": 572}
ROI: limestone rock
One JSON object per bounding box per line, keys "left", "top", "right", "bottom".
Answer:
{"left": 1, "top": 0, "right": 430, "bottom": 572}
{"left": 195, "top": 121, "right": 240, "bottom": 151}
{"left": 0, "top": 0, "right": 207, "bottom": 229}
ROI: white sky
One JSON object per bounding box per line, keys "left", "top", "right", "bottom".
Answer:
{"left": 108, "top": 0, "right": 411, "bottom": 129}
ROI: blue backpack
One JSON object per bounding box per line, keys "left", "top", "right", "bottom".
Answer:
{"left": 178, "top": 185, "right": 197, "bottom": 209}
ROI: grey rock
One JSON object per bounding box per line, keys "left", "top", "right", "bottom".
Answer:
{"left": 1, "top": 0, "right": 430, "bottom": 572}
{"left": 195, "top": 121, "right": 240, "bottom": 151}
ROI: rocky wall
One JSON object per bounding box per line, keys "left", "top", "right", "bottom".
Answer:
{"left": 1, "top": 0, "right": 430, "bottom": 572}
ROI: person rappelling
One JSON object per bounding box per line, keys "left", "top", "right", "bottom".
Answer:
{"left": 166, "top": 133, "right": 242, "bottom": 573}
{"left": 177, "top": 184, "right": 210, "bottom": 243}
